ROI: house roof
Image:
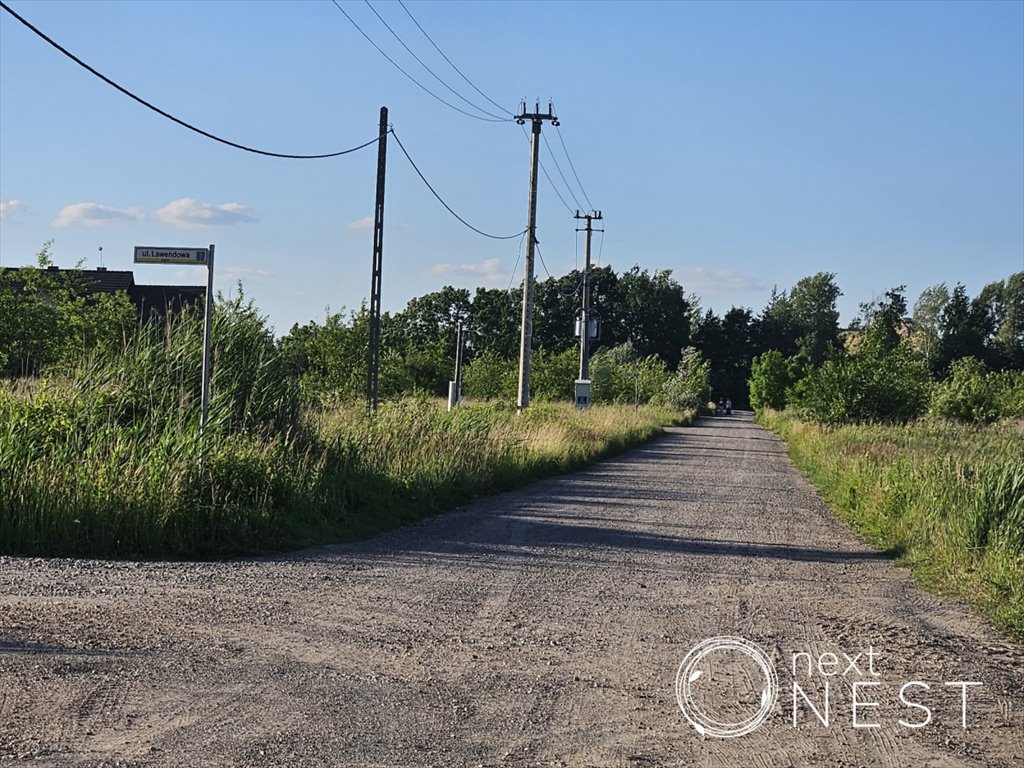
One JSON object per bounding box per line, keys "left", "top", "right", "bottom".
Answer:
{"left": 3, "top": 266, "right": 205, "bottom": 315}
{"left": 3, "top": 266, "right": 135, "bottom": 291}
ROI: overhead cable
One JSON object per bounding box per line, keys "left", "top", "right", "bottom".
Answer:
{"left": 331, "top": 0, "right": 507, "bottom": 123}
{"left": 554, "top": 122, "right": 595, "bottom": 211}
{"left": 363, "top": 0, "right": 507, "bottom": 121}
{"left": 542, "top": 133, "right": 584, "bottom": 211}
{"left": 390, "top": 129, "right": 526, "bottom": 241}
{"left": 507, "top": 230, "right": 526, "bottom": 291}
{"left": 397, "top": 0, "right": 514, "bottom": 118}
{"left": 519, "top": 123, "right": 574, "bottom": 215}
{"left": 0, "top": 1, "right": 381, "bottom": 159}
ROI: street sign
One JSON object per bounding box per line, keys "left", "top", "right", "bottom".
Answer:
{"left": 134, "top": 246, "right": 209, "bottom": 265}
{"left": 132, "top": 242, "right": 216, "bottom": 469}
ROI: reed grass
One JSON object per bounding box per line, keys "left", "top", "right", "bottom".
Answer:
{"left": 0, "top": 305, "right": 687, "bottom": 558}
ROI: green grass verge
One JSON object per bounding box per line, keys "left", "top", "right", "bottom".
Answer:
{"left": 758, "top": 409, "right": 1024, "bottom": 640}
{"left": 0, "top": 390, "right": 688, "bottom": 559}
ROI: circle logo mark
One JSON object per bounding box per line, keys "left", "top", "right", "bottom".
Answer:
{"left": 675, "top": 635, "right": 778, "bottom": 738}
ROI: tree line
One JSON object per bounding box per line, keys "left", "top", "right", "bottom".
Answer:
{"left": 3, "top": 242, "right": 1022, "bottom": 421}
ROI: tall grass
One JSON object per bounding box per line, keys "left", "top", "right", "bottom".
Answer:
{"left": 759, "top": 410, "right": 1024, "bottom": 639}
{"left": 0, "top": 302, "right": 687, "bottom": 558}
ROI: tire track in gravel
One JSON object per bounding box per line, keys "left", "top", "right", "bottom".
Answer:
{"left": 0, "top": 412, "right": 1021, "bottom": 767}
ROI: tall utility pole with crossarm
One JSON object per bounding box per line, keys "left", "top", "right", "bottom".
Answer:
{"left": 515, "top": 101, "right": 559, "bottom": 412}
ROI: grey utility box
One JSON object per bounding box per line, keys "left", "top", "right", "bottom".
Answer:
{"left": 574, "top": 379, "right": 591, "bottom": 411}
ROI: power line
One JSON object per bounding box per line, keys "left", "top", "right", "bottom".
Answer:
{"left": 330, "top": 0, "right": 507, "bottom": 123}
{"left": 536, "top": 242, "right": 553, "bottom": 279}
{"left": 0, "top": 1, "right": 382, "bottom": 159}
{"left": 390, "top": 129, "right": 526, "bottom": 240}
{"left": 507, "top": 230, "right": 526, "bottom": 291}
{"left": 363, "top": 0, "right": 507, "bottom": 121}
{"left": 536, "top": 243, "right": 586, "bottom": 297}
{"left": 397, "top": 0, "right": 513, "bottom": 118}
{"left": 519, "top": 123, "right": 574, "bottom": 214}
{"left": 540, "top": 161, "right": 575, "bottom": 215}
{"left": 542, "top": 132, "right": 584, "bottom": 211}
{"left": 554, "top": 122, "right": 594, "bottom": 211}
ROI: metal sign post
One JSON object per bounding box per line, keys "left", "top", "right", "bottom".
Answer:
{"left": 134, "top": 244, "right": 215, "bottom": 470}
{"left": 199, "top": 244, "right": 214, "bottom": 469}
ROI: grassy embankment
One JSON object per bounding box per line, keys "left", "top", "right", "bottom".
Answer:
{"left": 759, "top": 409, "right": 1024, "bottom": 639}
{"left": 1, "top": 378, "right": 686, "bottom": 559}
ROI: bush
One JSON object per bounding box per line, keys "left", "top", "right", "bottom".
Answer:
{"left": 929, "top": 357, "right": 1024, "bottom": 423}
{"left": 749, "top": 350, "right": 801, "bottom": 411}
{"left": 531, "top": 347, "right": 579, "bottom": 401}
{"left": 589, "top": 343, "right": 668, "bottom": 405}
{"left": 661, "top": 346, "right": 710, "bottom": 410}
{"left": 461, "top": 349, "right": 516, "bottom": 400}
{"left": 789, "top": 339, "right": 930, "bottom": 424}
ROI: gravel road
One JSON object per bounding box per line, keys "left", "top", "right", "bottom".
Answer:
{"left": 1, "top": 413, "right": 1021, "bottom": 767}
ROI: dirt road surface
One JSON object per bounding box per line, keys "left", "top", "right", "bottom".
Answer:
{"left": 1, "top": 413, "right": 1022, "bottom": 767}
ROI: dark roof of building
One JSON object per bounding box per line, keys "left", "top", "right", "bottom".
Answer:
{"left": 132, "top": 284, "right": 206, "bottom": 312}
{"left": 3, "top": 266, "right": 205, "bottom": 315}
{"left": 3, "top": 266, "right": 135, "bottom": 291}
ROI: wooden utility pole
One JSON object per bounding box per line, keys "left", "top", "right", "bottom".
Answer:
{"left": 367, "top": 106, "right": 388, "bottom": 415}
{"left": 515, "top": 101, "right": 558, "bottom": 412}
{"left": 574, "top": 210, "right": 602, "bottom": 382}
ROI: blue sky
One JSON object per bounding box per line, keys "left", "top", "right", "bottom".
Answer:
{"left": 1, "top": 0, "right": 1022, "bottom": 334}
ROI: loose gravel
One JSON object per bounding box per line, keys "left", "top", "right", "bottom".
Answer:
{"left": 1, "top": 413, "right": 1021, "bottom": 767}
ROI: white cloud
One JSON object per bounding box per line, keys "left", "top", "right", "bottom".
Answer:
{"left": 170, "top": 269, "right": 208, "bottom": 284}
{"left": 0, "top": 199, "right": 26, "bottom": 223}
{"left": 427, "top": 258, "right": 506, "bottom": 288}
{"left": 219, "top": 267, "right": 275, "bottom": 281}
{"left": 154, "top": 198, "right": 257, "bottom": 229}
{"left": 675, "top": 266, "right": 772, "bottom": 296}
{"left": 429, "top": 258, "right": 502, "bottom": 278}
{"left": 52, "top": 202, "right": 143, "bottom": 228}
{"left": 170, "top": 266, "right": 274, "bottom": 283}
{"left": 347, "top": 215, "right": 374, "bottom": 231}
{"left": 459, "top": 257, "right": 501, "bottom": 276}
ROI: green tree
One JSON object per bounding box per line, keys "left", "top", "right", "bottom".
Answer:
{"left": 860, "top": 286, "right": 908, "bottom": 351}
{"left": 618, "top": 267, "right": 692, "bottom": 368}
{"left": 978, "top": 273, "right": 1024, "bottom": 371}
{"left": 789, "top": 336, "right": 929, "bottom": 424}
{"left": 754, "top": 287, "right": 798, "bottom": 358}
{"left": 468, "top": 286, "right": 520, "bottom": 359}
{"left": 461, "top": 349, "right": 515, "bottom": 400}
{"left": 789, "top": 272, "right": 842, "bottom": 364}
{"left": 590, "top": 342, "right": 668, "bottom": 405}
{"left": 935, "top": 283, "right": 990, "bottom": 374}
{"left": 912, "top": 282, "right": 949, "bottom": 365}
{"left": 1, "top": 242, "right": 137, "bottom": 377}
{"left": 749, "top": 350, "right": 798, "bottom": 411}
{"left": 661, "top": 347, "right": 710, "bottom": 410}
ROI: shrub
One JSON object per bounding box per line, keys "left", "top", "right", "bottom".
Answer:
{"left": 749, "top": 350, "right": 798, "bottom": 411}
{"left": 590, "top": 343, "right": 668, "bottom": 405}
{"left": 789, "top": 339, "right": 930, "bottom": 424}
{"left": 461, "top": 349, "right": 516, "bottom": 400}
{"left": 930, "top": 357, "right": 1024, "bottom": 423}
{"left": 661, "top": 347, "right": 710, "bottom": 410}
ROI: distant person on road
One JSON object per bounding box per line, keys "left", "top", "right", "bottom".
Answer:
{"left": 717, "top": 398, "right": 724, "bottom": 415}
{"left": 725, "top": 398, "right": 732, "bottom": 415}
